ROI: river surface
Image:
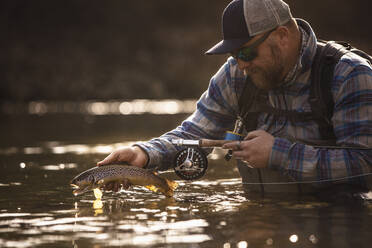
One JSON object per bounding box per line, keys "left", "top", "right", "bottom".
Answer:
{"left": 0, "top": 101, "right": 371, "bottom": 248}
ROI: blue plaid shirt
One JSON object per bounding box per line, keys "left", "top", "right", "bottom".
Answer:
{"left": 137, "top": 19, "right": 372, "bottom": 187}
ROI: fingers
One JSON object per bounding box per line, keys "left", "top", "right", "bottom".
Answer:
{"left": 97, "top": 147, "right": 131, "bottom": 167}
{"left": 221, "top": 130, "right": 273, "bottom": 168}
{"left": 244, "top": 130, "right": 266, "bottom": 140}
{"left": 222, "top": 140, "right": 243, "bottom": 150}
{"left": 97, "top": 146, "right": 148, "bottom": 168}
{"left": 231, "top": 150, "right": 246, "bottom": 160}
{"left": 221, "top": 139, "right": 254, "bottom": 164}
{"left": 97, "top": 152, "right": 118, "bottom": 167}
{"left": 222, "top": 141, "right": 250, "bottom": 163}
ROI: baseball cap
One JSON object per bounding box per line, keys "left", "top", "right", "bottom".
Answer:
{"left": 205, "top": 0, "right": 292, "bottom": 55}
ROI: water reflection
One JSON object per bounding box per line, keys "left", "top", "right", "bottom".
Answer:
{"left": 67, "top": 179, "right": 242, "bottom": 247}
{"left": 41, "top": 164, "right": 77, "bottom": 171}
{"left": 1, "top": 99, "right": 197, "bottom": 116}
{"left": 0, "top": 173, "right": 372, "bottom": 248}
{"left": 237, "top": 241, "right": 248, "bottom": 248}
{"left": 0, "top": 142, "right": 136, "bottom": 156}
{"left": 1, "top": 111, "right": 372, "bottom": 247}
{"left": 289, "top": 234, "right": 298, "bottom": 243}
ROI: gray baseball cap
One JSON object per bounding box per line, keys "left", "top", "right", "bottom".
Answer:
{"left": 205, "top": 0, "right": 292, "bottom": 55}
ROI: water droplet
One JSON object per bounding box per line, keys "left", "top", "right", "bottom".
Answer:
{"left": 289, "top": 234, "right": 298, "bottom": 243}
{"left": 309, "top": 234, "right": 318, "bottom": 244}
{"left": 223, "top": 243, "right": 231, "bottom": 248}
{"left": 19, "top": 163, "right": 26, "bottom": 169}
{"left": 237, "top": 241, "right": 248, "bottom": 248}
{"left": 266, "top": 238, "right": 273, "bottom": 245}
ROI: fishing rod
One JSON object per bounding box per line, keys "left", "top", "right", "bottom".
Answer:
{"left": 172, "top": 138, "right": 371, "bottom": 181}
{"left": 172, "top": 138, "right": 372, "bottom": 150}
{"left": 171, "top": 138, "right": 238, "bottom": 148}
{"left": 171, "top": 137, "right": 371, "bottom": 183}
{"left": 171, "top": 115, "right": 371, "bottom": 183}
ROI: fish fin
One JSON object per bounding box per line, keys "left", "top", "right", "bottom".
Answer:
{"left": 165, "top": 179, "right": 178, "bottom": 191}
{"left": 145, "top": 185, "right": 159, "bottom": 193}
{"left": 162, "top": 179, "right": 179, "bottom": 197}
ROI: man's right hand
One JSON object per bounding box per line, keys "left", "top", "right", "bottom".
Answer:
{"left": 96, "top": 146, "right": 149, "bottom": 192}
{"left": 97, "top": 146, "right": 148, "bottom": 168}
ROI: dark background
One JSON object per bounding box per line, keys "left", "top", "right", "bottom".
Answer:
{"left": 1, "top": 0, "right": 371, "bottom": 102}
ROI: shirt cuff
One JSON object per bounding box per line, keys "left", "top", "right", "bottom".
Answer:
{"left": 268, "top": 137, "right": 292, "bottom": 170}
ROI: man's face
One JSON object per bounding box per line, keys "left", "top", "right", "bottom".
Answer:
{"left": 234, "top": 31, "right": 285, "bottom": 91}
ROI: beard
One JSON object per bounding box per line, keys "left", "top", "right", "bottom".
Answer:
{"left": 245, "top": 44, "right": 285, "bottom": 91}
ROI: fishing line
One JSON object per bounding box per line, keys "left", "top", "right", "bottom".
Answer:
{"left": 241, "top": 172, "right": 372, "bottom": 185}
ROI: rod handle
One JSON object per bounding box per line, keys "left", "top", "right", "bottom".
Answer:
{"left": 199, "top": 139, "right": 233, "bottom": 148}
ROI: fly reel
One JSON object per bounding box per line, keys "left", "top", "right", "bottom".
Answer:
{"left": 173, "top": 147, "right": 208, "bottom": 180}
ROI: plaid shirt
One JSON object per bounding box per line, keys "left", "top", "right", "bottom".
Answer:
{"left": 137, "top": 19, "right": 372, "bottom": 187}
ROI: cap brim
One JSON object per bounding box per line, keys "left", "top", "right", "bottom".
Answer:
{"left": 205, "top": 37, "right": 252, "bottom": 55}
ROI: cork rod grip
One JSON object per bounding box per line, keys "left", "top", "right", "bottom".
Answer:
{"left": 199, "top": 139, "right": 234, "bottom": 148}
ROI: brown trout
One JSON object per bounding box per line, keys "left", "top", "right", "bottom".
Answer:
{"left": 70, "top": 165, "right": 178, "bottom": 197}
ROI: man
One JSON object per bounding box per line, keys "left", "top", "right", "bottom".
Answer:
{"left": 98, "top": 0, "right": 372, "bottom": 194}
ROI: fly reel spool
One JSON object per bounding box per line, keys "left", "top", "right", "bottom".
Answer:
{"left": 173, "top": 147, "right": 208, "bottom": 180}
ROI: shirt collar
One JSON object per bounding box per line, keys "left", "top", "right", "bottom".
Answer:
{"left": 282, "top": 19, "right": 317, "bottom": 86}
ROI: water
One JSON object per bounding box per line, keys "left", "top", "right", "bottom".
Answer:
{"left": 1, "top": 102, "right": 372, "bottom": 248}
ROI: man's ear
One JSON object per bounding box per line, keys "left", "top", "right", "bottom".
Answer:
{"left": 274, "top": 26, "right": 290, "bottom": 47}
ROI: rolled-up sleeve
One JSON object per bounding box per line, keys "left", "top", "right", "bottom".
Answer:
{"left": 136, "top": 59, "right": 244, "bottom": 170}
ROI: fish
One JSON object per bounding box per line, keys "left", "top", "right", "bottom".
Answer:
{"left": 70, "top": 165, "right": 178, "bottom": 197}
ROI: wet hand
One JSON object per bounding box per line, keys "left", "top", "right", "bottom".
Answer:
{"left": 97, "top": 146, "right": 148, "bottom": 168}
{"left": 97, "top": 146, "right": 148, "bottom": 192}
{"left": 222, "top": 130, "right": 274, "bottom": 168}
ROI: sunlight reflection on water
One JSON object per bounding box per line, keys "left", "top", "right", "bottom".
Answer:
{"left": 1, "top": 99, "right": 197, "bottom": 116}
{"left": 1, "top": 111, "right": 372, "bottom": 247}
{"left": 0, "top": 178, "right": 243, "bottom": 247}
{"left": 1, "top": 171, "right": 371, "bottom": 248}
{"left": 0, "top": 142, "right": 136, "bottom": 156}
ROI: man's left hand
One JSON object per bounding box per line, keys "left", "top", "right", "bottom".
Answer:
{"left": 222, "top": 130, "right": 274, "bottom": 168}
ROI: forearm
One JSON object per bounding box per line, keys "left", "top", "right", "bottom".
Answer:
{"left": 135, "top": 60, "right": 243, "bottom": 170}
{"left": 136, "top": 109, "right": 236, "bottom": 170}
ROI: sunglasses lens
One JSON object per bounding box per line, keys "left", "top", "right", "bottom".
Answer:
{"left": 231, "top": 29, "right": 274, "bottom": 62}
{"left": 237, "top": 48, "right": 257, "bottom": 62}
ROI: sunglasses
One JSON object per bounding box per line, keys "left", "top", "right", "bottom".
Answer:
{"left": 230, "top": 29, "right": 274, "bottom": 62}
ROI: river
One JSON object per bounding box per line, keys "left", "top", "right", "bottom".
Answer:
{"left": 0, "top": 100, "right": 371, "bottom": 248}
